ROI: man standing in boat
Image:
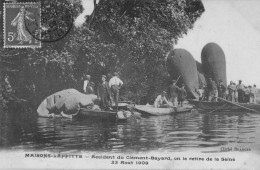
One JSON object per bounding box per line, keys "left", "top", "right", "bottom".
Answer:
{"left": 249, "top": 84, "right": 257, "bottom": 104}
{"left": 208, "top": 78, "right": 218, "bottom": 102}
{"left": 154, "top": 91, "right": 171, "bottom": 108}
{"left": 244, "top": 86, "right": 250, "bottom": 103}
{"left": 178, "top": 84, "right": 187, "bottom": 107}
{"left": 236, "top": 80, "right": 245, "bottom": 103}
{"left": 83, "top": 75, "right": 91, "bottom": 93}
{"left": 233, "top": 82, "right": 238, "bottom": 102}
{"left": 167, "top": 80, "right": 179, "bottom": 107}
{"left": 251, "top": 85, "right": 258, "bottom": 104}
{"left": 217, "top": 79, "right": 226, "bottom": 100}
{"left": 85, "top": 82, "right": 95, "bottom": 94}
{"left": 227, "top": 81, "right": 236, "bottom": 102}
{"left": 109, "top": 72, "right": 123, "bottom": 107}
{"left": 97, "top": 75, "right": 111, "bottom": 110}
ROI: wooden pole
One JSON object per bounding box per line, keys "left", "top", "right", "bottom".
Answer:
{"left": 175, "top": 75, "right": 181, "bottom": 85}
{"left": 116, "top": 89, "right": 119, "bottom": 112}
{"left": 216, "top": 97, "right": 258, "bottom": 113}
{"left": 208, "top": 103, "right": 227, "bottom": 113}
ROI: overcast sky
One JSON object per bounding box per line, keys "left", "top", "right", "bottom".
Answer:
{"left": 74, "top": 0, "right": 260, "bottom": 87}
{"left": 175, "top": 0, "right": 260, "bottom": 87}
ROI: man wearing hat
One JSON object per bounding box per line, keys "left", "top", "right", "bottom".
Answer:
{"left": 178, "top": 84, "right": 187, "bottom": 107}
{"left": 109, "top": 72, "right": 123, "bottom": 107}
{"left": 83, "top": 75, "right": 91, "bottom": 93}
{"left": 97, "top": 75, "right": 111, "bottom": 110}
{"left": 154, "top": 91, "right": 171, "bottom": 108}
{"left": 167, "top": 79, "right": 179, "bottom": 107}
{"left": 236, "top": 80, "right": 245, "bottom": 103}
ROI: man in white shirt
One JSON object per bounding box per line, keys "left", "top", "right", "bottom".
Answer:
{"left": 109, "top": 72, "right": 123, "bottom": 107}
{"left": 250, "top": 85, "right": 257, "bottom": 104}
{"left": 153, "top": 91, "right": 171, "bottom": 108}
{"left": 83, "top": 75, "right": 91, "bottom": 93}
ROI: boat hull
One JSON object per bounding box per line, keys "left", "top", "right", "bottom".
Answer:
{"left": 77, "top": 109, "right": 119, "bottom": 120}
{"left": 134, "top": 105, "right": 192, "bottom": 116}
{"left": 188, "top": 100, "right": 260, "bottom": 112}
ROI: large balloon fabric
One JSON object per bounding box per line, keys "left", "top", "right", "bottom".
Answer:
{"left": 201, "top": 43, "right": 227, "bottom": 86}
{"left": 196, "top": 61, "right": 207, "bottom": 87}
{"left": 167, "top": 49, "right": 200, "bottom": 99}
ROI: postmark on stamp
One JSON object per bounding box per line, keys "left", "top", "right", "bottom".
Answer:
{"left": 25, "top": 1, "right": 74, "bottom": 42}
{"left": 3, "top": 2, "right": 41, "bottom": 48}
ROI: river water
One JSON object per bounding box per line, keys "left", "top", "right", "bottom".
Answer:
{"left": 1, "top": 110, "right": 260, "bottom": 154}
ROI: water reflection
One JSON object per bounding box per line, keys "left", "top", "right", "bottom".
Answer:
{"left": 1, "top": 110, "right": 260, "bottom": 153}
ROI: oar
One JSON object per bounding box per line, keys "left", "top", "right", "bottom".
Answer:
{"left": 175, "top": 75, "right": 182, "bottom": 85}
{"left": 169, "top": 75, "right": 182, "bottom": 109}
{"left": 216, "top": 97, "right": 258, "bottom": 113}
{"left": 116, "top": 89, "right": 119, "bottom": 112}
{"left": 208, "top": 103, "right": 227, "bottom": 113}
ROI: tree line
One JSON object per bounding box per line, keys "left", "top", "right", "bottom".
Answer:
{"left": 0, "top": 0, "right": 204, "bottom": 112}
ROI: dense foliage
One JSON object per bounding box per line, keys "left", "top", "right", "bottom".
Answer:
{"left": 0, "top": 0, "right": 204, "bottom": 111}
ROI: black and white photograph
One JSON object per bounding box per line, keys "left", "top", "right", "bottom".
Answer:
{"left": 0, "top": 0, "right": 260, "bottom": 169}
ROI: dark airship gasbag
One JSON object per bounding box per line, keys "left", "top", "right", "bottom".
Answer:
{"left": 196, "top": 61, "right": 207, "bottom": 87}
{"left": 167, "top": 49, "right": 199, "bottom": 99}
{"left": 201, "top": 43, "right": 227, "bottom": 86}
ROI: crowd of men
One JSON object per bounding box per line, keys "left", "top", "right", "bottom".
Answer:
{"left": 197, "top": 79, "right": 258, "bottom": 104}
{"left": 153, "top": 80, "right": 187, "bottom": 108}
{"left": 82, "top": 72, "right": 123, "bottom": 110}
{"left": 82, "top": 73, "right": 257, "bottom": 110}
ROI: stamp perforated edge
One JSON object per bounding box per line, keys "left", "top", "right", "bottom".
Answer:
{"left": 3, "top": 2, "right": 42, "bottom": 49}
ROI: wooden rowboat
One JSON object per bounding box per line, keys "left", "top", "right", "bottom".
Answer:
{"left": 188, "top": 99, "right": 260, "bottom": 112}
{"left": 134, "top": 105, "right": 193, "bottom": 116}
{"left": 76, "top": 108, "right": 127, "bottom": 120}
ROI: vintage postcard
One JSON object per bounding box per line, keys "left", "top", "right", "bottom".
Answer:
{"left": 0, "top": 0, "right": 260, "bottom": 169}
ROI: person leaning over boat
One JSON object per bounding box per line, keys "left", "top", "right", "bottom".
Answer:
{"left": 83, "top": 75, "right": 91, "bottom": 93}
{"left": 167, "top": 80, "right": 179, "bottom": 107}
{"left": 154, "top": 91, "right": 172, "bottom": 108}
{"left": 196, "top": 85, "right": 205, "bottom": 101}
{"left": 109, "top": 72, "right": 123, "bottom": 107}
{"left": 97, "top": 75, "right": 111, "bottom": 110}
{"left": 236, "top": 80, "right": 245, "bottom": 103}
{"left": 178, "top": 84, "right": 187, "bottom": 107}
{"left": 208, "top": 78, "right": 218, "bottom": 102}
{"left": 217, "top": 79, "right": 226, "bottom": 100}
